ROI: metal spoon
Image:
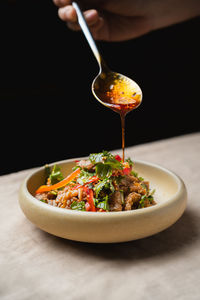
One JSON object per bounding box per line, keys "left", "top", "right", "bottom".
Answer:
{"left": 72, "top": 2, "right": 142, "bottom": 161}
{"left": 72, "top": 2, "right": 143, "bottom": 112}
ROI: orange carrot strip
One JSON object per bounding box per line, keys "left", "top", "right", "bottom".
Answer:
{"left": 35, "top": 168, "right": 81, "bottom": 194}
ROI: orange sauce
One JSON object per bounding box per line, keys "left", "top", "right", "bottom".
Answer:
{"left": 95, "top": 73, "right": 142, "bottom": 161}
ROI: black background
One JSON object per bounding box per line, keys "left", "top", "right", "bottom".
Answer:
{"left": 0, "top": 1, "right": 199, "bottom": 175}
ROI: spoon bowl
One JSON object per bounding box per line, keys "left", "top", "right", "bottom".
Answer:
{"left": 92, "top": 70, "right": 143, "bottom": 113}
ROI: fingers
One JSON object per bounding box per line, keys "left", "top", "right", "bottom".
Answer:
{"left": 53, "top": 0, "right": 72, "bottom": 8}
{"left": 53, "top": 1, "right": 106, "bottom": 40}
{"left": 67, "top": 15, "right": 104, "bottom": 37}
{"left": 58, "top": 5, "right": 77, "bottom": 22}
{"left": 58, "top": 5, "right": 99, "bottom": 23}
{"left": 58, "top": 5, "right": 102, "bottom": 32}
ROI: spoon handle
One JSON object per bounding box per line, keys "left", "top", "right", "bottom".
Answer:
{"left": 72, "top": 2, "right": 105, "bottom": 71}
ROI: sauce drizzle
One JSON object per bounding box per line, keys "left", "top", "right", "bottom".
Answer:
{"left": 94, "top": 72, "right": 142, "bottom": 161}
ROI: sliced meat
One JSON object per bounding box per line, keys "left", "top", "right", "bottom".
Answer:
{"left": 109, "top": 191, "right": 123, "bottom": 212}
{"left": 127, "top": 174, "right": 140, "bottom": 183}
{"left": 129, "top": 182, "right": 146, "bottom": 195}
{"left": 125, "top": 192, "right": 141, "bottom": 210}
{"left": 119, "top": 174, "right": 139, "bottom": 194}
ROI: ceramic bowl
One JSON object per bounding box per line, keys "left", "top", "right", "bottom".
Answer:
{"left": 18, "top": 158, "right": 187, "bottom": 243}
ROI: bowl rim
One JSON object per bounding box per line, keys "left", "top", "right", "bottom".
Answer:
{"left": 20, "top": 158, "right": 187, "bottom": 219}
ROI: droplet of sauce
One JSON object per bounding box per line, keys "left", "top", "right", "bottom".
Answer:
{"left": 93, "top": 72, "right": 142, "bottom": 161}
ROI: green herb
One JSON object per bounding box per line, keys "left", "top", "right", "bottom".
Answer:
{"left": 113, "top": 175, "right": 124, "bottom": 185}
{"left": 44, "top": 164, "right": 51, "bottom": 183}
{"left": 104, "top": 156, "right": 122, "bottom": 169}
{"left": 89, "top": 150, "right": 115, "bottom": 163}
{"left": 72, "top": 165, "right": 81, "bottom": 171}
{"left": 40, "top": 199, "right": 47, "bottom": 203}
{"left": 88, "top": 183, "right": 94, "bottom": 189}
{"left": 94, "top": 178, "right": 114, "bottom": 198}
{"left": 150, "top": 189, "right": 156, "bottom": 196}
{"left": 77, "top": 169, "right": 95, "bottom": 185}
{"left": 131, "top": 170, "right": 138, "bottom": 177}
{"left": 71, "top": 201, "right": 86, "bottom": 211}
{"left": 125, "top": 157, "right": 134, "bottom": 167}
{"left": 90, "top": 151, "right": 122, "bottom": 169}
{"left": 141, "top": 183, "right": 148, "bottom": 191}
{"left": 49, "top": 165, "right": 64, "bottom": 185}
{"left": 148, "top": 195, "right": 154, "bottom": 203}
{"left": 138, "top": 194, "right": 154, "bottom": 208}
{"left": 138, "top": 176, "right": 144, "bottom": 181}
{"left": 89, "top": 152, "right": 105, "bottom": 164}
{"left": 138, "top": 195, "right": 146, "bottom": 208}
{"left": 50, "top": 190, "right": 58, "bottom": 196}
{"left": 89, "top": 150, "right": 123, "bottom": 180}
{"left": 94, "top": 195, "right": 109, "bottom": 211}
{"left": 95, "top": 163, "right": 112, "bottom": 179}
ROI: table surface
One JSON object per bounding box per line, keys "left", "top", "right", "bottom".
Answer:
{"left": 1, "top": 132, "right": 200, "bottom": 300}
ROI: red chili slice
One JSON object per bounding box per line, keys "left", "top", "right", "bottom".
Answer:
{"left": 115, "top": 155, "right": 122, "bottom": 162}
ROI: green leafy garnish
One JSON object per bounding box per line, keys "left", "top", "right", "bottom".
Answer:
{"left": 95, "top": 163, "right": 112, "bottom": 179}
{"left": 48, "top": 165, "right": 64, "bottom": 185}
{"left": 77, "top": 169, "right": 95, "bottom": 185}
{"left": 71, "top": 201, "right": 86, "bottom": 211}
{"left": 89, "top": 151, "right": 122, "bottom": 180}
{"left": 90, "top": 151, "right": 122, "bottom": 168}
{"left": 150, "top": 189, "right": 156, "bottom": 196}
{"left": 44, "top": 164, "right": 51, "bottom": 183}
{"left": 94, "top": 195, "right": 109, "bottom": 211}
{"left": 40, "top": 199, "right": 47, "bottom": 203}
{"left": 94, "top": 178, "right": 114, "bottom": 198}
{"left": 125, "top": 157, "right": 134, "bottom": 167}
{"left": 138, "top": 195, "right": 154, "bottom": 208}
{"left": 131, "top": 170, "right": 138, "bottom": 177}
{"left": 89, "top": 152, "right": 105, "bottom": 164}
{"left": 141, "top": 183, "right": 148, "bottom": 191}
{"left": 138, "top": 195, "right": 146, "bottom": 208}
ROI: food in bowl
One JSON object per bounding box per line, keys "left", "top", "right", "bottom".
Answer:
{"left": 35, "top": 151, "right": 156, "bottom": 212}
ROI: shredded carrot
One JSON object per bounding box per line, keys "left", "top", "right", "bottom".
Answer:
{"left": 35, "top": 168, "right": 81, "bottom": 194}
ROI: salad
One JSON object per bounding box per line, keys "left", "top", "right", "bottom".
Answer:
{"left": 35, "top": 151, "right": 156, "bottom": 212}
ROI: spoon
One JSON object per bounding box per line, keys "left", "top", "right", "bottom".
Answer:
{"left": 72, "top": 2, "right": 143, "bottom": 160}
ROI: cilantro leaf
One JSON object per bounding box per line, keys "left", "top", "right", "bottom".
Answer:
{"left": 94, "top": 178, "right": 114, "bottom": 198}
{"left": 44, "top": 164, "right": 51, "bottom": 183}
{"left": 130, "top": 170, "right": 138, "bottom": 177}
{"left": 138, "top": 195, "right": 154, "bottom": 208}
{"left": 104, "top": 157, "right": 122, "bottom": 169}
{"left": 77, "top": 169, "right": 95, "bottom": 185}
{"left": 125, "top": 157, "right": 134, "bottom": 167}
{"left": 95, "top": 163, "right": 112, "bottom": 179}
{"left": 89, "top": 150, "right": 123, "bottom": 179}
{"left": 71, "top": 201, "right": 86, "bottom": 211}
{"left": 89, "top": 152, "right": 105, "bottom": 164}
{"left": 49, "top": 165, "right": 64, "bottom": 185}
{"left": 89, "top": 151, "right": 122, "bottom": 169}
{"left": 94, "top": 195, "right": 109, "bottom": 211}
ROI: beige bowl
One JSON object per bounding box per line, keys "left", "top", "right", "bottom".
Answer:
{"left": 18, "top": 158, "right": 187, "bottom": 243}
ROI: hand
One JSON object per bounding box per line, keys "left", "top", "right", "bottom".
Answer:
{"left": 53, "top": 0, "right": 200, "bottom": 41}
